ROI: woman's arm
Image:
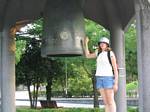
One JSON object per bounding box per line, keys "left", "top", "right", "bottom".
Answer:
{"left": 83, "top": 37, "right": 96, "bottom": 59}
{"left": 111, "top": 52, "right": 119, "bottom": 93}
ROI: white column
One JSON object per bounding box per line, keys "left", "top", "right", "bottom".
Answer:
{"left": 1, "top": 26, "right": 16, "bottom": 112}
{"left": 134, "top": 1, "right": 150, "bottom": 112}
{"left": 110, "top": 25, "right": 127, "bottom": 112}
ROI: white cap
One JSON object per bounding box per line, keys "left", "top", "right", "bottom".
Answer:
{"left": 99, "top": 37, "right": 109, "bottom": 45}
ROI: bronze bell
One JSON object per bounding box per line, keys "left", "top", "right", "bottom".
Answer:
{"left": 41, "top": 0, "right": 85, "bottom": 57}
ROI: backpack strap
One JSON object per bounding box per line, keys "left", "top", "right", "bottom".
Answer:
{"left": 107, "top": 51, "right": 112, "bottom": 67}
{"left": 108, "top": 51, "right": 115, "bottom": 74}
{"left": 97, "top": 52, "right": 100, "bottom": 57}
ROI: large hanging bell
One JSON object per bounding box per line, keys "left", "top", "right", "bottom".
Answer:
{"left": 41, "top": 0, "right": 85, "bottom": 57}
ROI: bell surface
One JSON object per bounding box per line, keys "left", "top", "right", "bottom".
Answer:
{"left": 41, "top": 0, "right": 85, "bottom": 57}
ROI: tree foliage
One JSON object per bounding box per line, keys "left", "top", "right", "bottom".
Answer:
{"left": 125, "top": 21, "right": 137, "bottom": 82}
{"left": 16, "top": 38, "right": 47, "bottom": 108}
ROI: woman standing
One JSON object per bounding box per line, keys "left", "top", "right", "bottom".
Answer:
{"left": 83, "top": 37, "right": 118, "bottom": 112}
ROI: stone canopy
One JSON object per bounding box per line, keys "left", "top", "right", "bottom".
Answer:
{"left": 0, "top": 0, "right": 135, "bottom": 31}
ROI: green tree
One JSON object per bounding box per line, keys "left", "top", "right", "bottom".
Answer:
{"left": 16, "top": 38, "right": 47, "bottom": 108}
{"left": 16, "top": 19, "right": 69, "bottom": 107}
{"left": 125, "top": 21, "right": 137, "bottom": 82}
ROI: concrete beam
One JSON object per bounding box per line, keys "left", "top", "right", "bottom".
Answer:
{"left": 134, "top": 1, "right": 150, "bottom": 112}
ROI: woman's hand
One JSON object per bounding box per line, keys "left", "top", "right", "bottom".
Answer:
{"left": 84, "top": 37, "right": 89, "bottom": 44}
{"left": 82, "top": 36, "right": 96, "bottom": 58}
{"left": 81, "top": 37, "right": 89, "bottom": 47}
{"left": 113, "top": 83, "right": 118, "bottom": 93}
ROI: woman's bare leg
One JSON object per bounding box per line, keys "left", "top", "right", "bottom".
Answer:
{"left": 98, "top": 89, "right": 109, "bottom": 112}
{"left": 104, "top": 89, "right": 116, "bottom": 112}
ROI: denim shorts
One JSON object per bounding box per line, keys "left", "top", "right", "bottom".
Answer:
{"left": 96, "top": 76, "right": 114, "bottom": 89}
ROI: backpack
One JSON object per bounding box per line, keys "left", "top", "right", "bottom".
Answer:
{"left": 97, "top": 51, "right": 118, "bottom": 74}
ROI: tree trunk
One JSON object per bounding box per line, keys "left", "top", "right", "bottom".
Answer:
{"left": 46, "top": 76, "right": 52, "bottom": 102}
{"left": 92, "top": 70, "right": 99, "bottom": 108}
{"left": 82, "top": 60, "right": 99, "bottom": 107}
{"left": 34, "top": 82, "right": 39, "bottom": 108}
{"left": 27, "top": 82, "right": 33, "bottom": 108}
{"left": 33, "top": 83, "right": 36, "bottom": 108}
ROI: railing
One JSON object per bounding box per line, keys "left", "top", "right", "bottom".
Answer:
{"left": 126, "top": 90, "right": 138, "bottom": 106}
{"left": 127, "top": 90, "right": 138, "bottom": 98}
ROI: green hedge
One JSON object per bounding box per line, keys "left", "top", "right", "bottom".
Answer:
{"left": 17, "top": 108, "right": 101, "bottom": 112}
{"left": 17, "top": 107, "right": 138, "bottom": 112}
{"left": 128, "top": 107, "right": 138, "bottom": 112}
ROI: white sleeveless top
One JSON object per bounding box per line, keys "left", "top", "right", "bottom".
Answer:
{"left": 95, "top": 50, "right": 114, "bottom": 76}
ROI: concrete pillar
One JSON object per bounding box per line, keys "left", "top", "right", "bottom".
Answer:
{"left": 103, "top": 0, "right": 127, "bottom": 112}
{"left": 0, "top": 32, "right": 2, "bottom": 112}
{"left": 1, "top": 25, "right": 16, "bottom": 112}
{"left": 110, "top": 24, "right": 127, "bottom": 112}
{"left": 134, "top": 1, "right": 150, "bottom": 112}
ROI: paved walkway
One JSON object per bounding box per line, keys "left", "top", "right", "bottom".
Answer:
{"left": 16, "top": 91, "right": 96, "bottom": 108}
{"left": 15, "top": 91, "right": 138, "bottom": 108}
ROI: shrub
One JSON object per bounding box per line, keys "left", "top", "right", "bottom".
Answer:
{"left": 17, "top": 107, "right": 138, "bottom": 112}
{"left": 17, "top": 108, "right": 101, "bottom": 112}
{"left": 126, "top": 81, "right": 138, "bottom": 91}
